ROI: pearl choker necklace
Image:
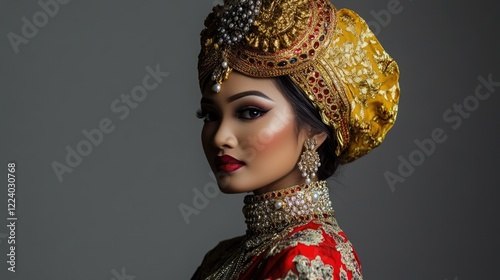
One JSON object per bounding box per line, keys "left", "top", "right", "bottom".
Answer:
{"left": 243, "top": 181, "right": 334, "bottom": 235}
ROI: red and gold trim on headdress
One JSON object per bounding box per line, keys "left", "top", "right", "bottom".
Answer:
{"left": 198, "top": 0, "right": 400, "bottom": 163}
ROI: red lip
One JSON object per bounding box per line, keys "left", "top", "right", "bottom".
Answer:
{"left": 215, "top": 155, "right": 245, "bottom": 173}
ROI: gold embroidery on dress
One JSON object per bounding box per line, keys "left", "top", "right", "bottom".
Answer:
{"left": 275, "top": 255, "right": 334, "bottom": 280}
{"left": 340, "top": 266, "right": 348, "bottom": 280}
{"left": 320, "top": 222, "right": 363, "bottom": 279}
{"left": 266, "top": 228, "right": 324, "bottom": 257}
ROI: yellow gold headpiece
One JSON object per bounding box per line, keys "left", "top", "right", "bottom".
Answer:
{"left": 198, "top": 0, "right": 400, "bottom": 163}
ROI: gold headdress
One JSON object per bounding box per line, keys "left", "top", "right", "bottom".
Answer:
{"left": 198, "top": 0, "right": 400, "bottom": 163}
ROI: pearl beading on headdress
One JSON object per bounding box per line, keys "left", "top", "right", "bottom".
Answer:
{"left": 216, "top": 0, "right": 262, "bottom": 46}
{"left": 210, "top": 0, "right": 262, "bottom": 93}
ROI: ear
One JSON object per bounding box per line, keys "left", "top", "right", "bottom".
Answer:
{"left": 306, "top": 127, "right": 328, "bottom": 149}
{"left": 309, "top": 131, "right": 328, "bottom": 149}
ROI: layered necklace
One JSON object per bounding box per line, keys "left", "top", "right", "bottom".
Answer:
{"left": 243, "top": 180, "right": 335, "bottom": 235}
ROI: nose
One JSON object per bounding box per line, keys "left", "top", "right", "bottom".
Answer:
{"left": 213, "top": 118, "right": 238, "bottom": 150}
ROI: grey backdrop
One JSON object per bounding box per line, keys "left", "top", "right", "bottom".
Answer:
{"left": 1, "top": 0, "right": 499, "bottom": 279}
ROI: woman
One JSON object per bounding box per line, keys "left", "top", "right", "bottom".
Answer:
{"left": 193, "top": 0, "right": 400, "bottom": 279}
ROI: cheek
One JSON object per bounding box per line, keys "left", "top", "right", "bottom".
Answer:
{"left": 248, "top": 112, "right": 299, "bottom": 160}
{"left": 264, "top": 124, "right": 295, "bottom": 151}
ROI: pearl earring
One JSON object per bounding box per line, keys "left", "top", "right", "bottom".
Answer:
{"left": 298, "top": 138, "right": 321, "bottom": 184}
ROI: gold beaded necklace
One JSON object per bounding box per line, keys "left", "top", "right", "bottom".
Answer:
{"left": 243, "top": 180, "right": 335, "bottom": 235}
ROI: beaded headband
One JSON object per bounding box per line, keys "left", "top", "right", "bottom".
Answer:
{"left": 198, "top": 0, "right": 400, "bottom": 163}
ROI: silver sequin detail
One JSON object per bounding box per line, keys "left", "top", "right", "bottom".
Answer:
{"left": 216, "top": 0, "right": 262, "bottom": 46}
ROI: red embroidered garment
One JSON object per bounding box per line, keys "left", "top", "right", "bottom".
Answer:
{"left": 192, "top": 181, "right": 363, "bottom": 280}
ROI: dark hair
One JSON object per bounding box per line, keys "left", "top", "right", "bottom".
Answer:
{"left": 274, "top": 75, "right": 341, "bottom": 180}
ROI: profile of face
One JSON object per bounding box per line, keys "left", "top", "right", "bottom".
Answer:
{"left": 198, "top": 71, "right": 326, "bottom": 194}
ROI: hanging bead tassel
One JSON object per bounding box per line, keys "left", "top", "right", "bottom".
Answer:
{"left": 298, "top": 138, "right": 321, "bottom": 184}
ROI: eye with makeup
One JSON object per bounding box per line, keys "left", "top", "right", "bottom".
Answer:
{"left": 237, "top": 106, "right": 270, "bottom": 120}
{"left": 196, "top": 106, "right": 270, "bottom": 122}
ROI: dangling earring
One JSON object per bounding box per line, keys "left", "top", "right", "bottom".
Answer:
{"left": 298, "top": 138, "right": 321, "bottom": 184}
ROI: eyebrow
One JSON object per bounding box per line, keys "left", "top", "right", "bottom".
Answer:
{"left": 200, "top": 90, "right": 274, "bottom": 104}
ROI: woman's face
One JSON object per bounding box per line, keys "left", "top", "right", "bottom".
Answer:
{"left": 199, "top": 71, "right": 310, "bottom": 194}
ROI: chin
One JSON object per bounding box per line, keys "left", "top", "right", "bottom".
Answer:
{"left": 213, "top": 171, "right": 257, "bottom": 194}
{"left": 217, "top": 186, "right": 241, "bottom": 194}
{"left": 216, "top": 181, "right": 253, "bottom": 194}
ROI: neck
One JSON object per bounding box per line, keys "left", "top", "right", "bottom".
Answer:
{"left": 243, "top": 180, "right": 334, "bottom": 235}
